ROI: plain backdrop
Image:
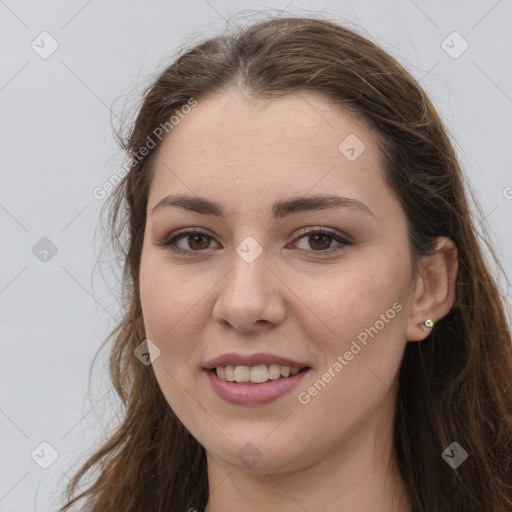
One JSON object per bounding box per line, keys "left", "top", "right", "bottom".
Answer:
{"left": 0, "top": 0, "right": 511, "bottom": 510}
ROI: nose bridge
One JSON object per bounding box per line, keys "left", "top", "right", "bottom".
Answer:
{"left": 212, "top": 236, "right": 286, "bottom": 330}
{"left": 228, "top": 237, "right": 271, "bottom": 302}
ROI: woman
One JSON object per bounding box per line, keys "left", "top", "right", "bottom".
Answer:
{"left": 60, "top": 15, "right": 512, "bottom": 512}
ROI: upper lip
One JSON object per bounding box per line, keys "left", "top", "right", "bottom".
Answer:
{"left": 204, "top": 352, "right": 310, "bottom": 370}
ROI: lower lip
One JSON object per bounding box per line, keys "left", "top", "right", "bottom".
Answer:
{"left": 205, "top": 368, "right": 311, "bottom": 405}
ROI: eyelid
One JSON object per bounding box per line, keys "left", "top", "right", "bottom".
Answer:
{"left": 155, "top": 227, "right": 219, "bottom": 251}
{"left": 156, "top": 226, "right": 351, "bottom": 256}
{"left": 293, "top": 226, "right": 350, "bottom": 241}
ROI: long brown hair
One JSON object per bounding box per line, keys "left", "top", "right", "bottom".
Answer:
{"left": 59, "top": 15, "right": 512, "bottom": 512}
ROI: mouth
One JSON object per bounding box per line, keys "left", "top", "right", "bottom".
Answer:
{"left": 207, "top": 364, "right": 311, "bottom": 385}
{"left": 205, "top": 365, "right": 312, "bottom": 405}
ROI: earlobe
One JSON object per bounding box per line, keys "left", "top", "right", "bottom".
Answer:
{"left": 406, "top": 237, "right": 458, "bottom": 342}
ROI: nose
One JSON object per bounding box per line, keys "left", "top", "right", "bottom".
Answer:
{"left": 212, "top": 250, "right": 287, "bottom": 333}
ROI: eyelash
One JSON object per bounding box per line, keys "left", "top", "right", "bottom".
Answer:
{"left": 155, "top": 227, "right": 351, "bottom": 257}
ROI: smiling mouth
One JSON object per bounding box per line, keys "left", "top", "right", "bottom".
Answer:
{"left": 208, "top": 365, "right": 310, "bottom": 384}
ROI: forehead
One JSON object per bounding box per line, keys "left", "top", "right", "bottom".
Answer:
{"left": 150, "top": 90, "right": 387, "bottom": 208}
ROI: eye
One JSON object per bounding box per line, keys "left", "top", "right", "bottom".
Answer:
{"left": 155, "top": 228, "right": 219, "bottom": 256}
{"left": 292, "top": 226, "right": 351, "bottom": 254}
{"left": 155, "top": 226, "right": 351, "bottom": 256}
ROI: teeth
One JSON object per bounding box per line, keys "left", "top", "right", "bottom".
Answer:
{"left": 225, "top": 365, "right": 234, "bottom": 381}
{"left": 268, "top": 364, "right": 281, "bottom": 379}
{"left": 214, "top": 364, "right": 306, "bottom": 383}
{"left": 233, "top": 366, "right": 250, "bottom": 382}
{"left": 250, "top": 365, "right": 268, "bottom": 383}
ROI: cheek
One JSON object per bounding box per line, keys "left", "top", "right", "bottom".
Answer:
{"left": 140, "top": 250, "right": 200, "bottom": 338}
{"left": 293, "top": 251, "right": 409, "bottom": 354}
{"left": 290, "top": 263, "right": 408, "bottom": 443}
{"left": 139, "top": 258, "right": 201, "bottom": 388}
{"left": 139, "top": 259, "right": 205, "bottom": 417}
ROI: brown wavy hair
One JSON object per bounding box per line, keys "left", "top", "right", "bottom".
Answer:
{"left": 59, "top": 15, "right": 512, "bottom": 512}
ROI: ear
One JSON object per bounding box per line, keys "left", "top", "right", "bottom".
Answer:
{"left": 406, "top": 237, "right": 459, "bottom": 341}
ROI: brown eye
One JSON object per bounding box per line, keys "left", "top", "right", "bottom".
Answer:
{"left": 293, "top": 228, "right": 350, "bottom": 254}
{"left": 307, "top": 232, "right": 334, "bottom": 251}
{"left": 156, "top": 228, "right": 219, "bottom": 256}
{"left": 186, "top": 233, "right": 211, "bottom": 250}
{"left": 156, "top": 227, "right": 350, "bottom": 257}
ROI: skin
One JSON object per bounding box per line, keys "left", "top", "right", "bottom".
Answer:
{"left": 139, "top": 89, "right": 458, "bottom": 512}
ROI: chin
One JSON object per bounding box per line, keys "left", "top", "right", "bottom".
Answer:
{"left": 205, "top": 435, "right": 313, "bottom": 474}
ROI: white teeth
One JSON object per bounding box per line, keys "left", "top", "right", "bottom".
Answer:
{"left": 233, "top": 366, "right": 250, "bottom": 382}
{"left": 250, "top": 365, "right": 268, "bottom": 383}
{"left": 214, "top": 364, "right": 306, "bottom": 383}
{"left": 225, "top": 365, "right": 235, "bottom": 381}
{"left": 268, "top": 364, "right": 281, "bottom": 379}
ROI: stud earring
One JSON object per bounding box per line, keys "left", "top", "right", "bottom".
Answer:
{"left": 424, "top": 319, "right": 434, "bottom": 328}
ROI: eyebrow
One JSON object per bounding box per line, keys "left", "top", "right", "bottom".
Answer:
{"left": 151, "top": 193, "right": 374, "bottom": 219}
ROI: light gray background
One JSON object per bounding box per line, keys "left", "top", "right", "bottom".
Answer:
{"left": 1, "top": 1, "right": 511, "bottom": 510}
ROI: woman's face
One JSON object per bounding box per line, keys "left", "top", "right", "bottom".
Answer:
{"left": 139, "top": 90, "right": 417, "bottom": 473}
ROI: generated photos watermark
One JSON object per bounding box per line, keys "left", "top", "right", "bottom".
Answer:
{"left": 93, "top": 97, "right": 197, "bottom": 200}
{"left": 297, "top": 301, "right": 403, "bottom": 405}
